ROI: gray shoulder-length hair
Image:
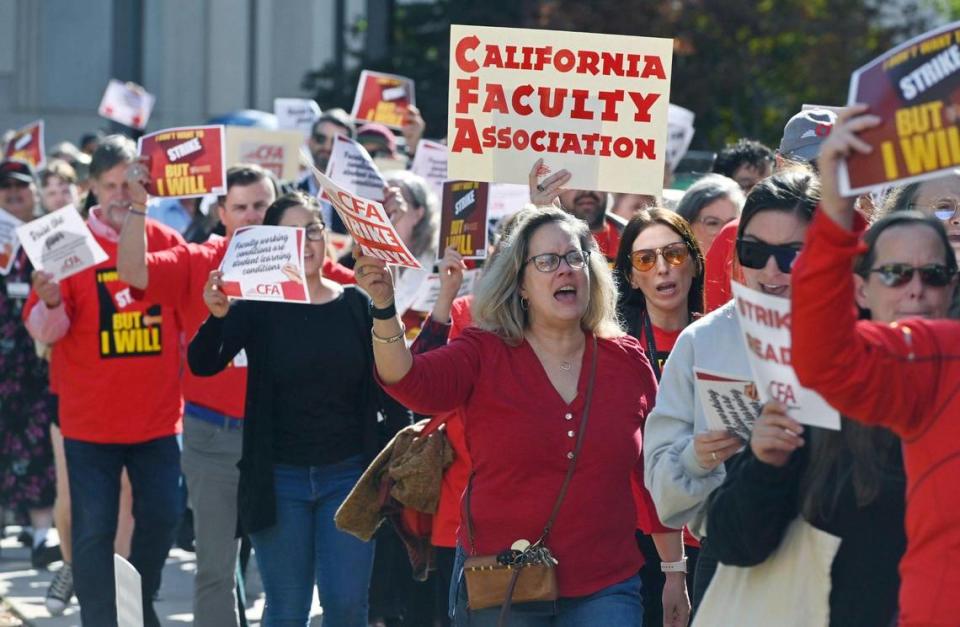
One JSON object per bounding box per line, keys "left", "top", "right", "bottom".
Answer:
{"left": 384, "top": 169, "right": 439, "bottom": 260}
{"left": 472, "top": 207, "right": 623, "bottom": 344}
{"left": 675, "top": 173, "right": 745, "bottom": 224}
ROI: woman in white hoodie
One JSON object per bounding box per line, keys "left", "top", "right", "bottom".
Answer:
{"left": 643, "top": 167, "right": 820, "bottom": 611}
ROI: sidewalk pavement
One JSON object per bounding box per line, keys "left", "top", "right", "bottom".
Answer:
{"left": 0, "top": 530, "right": 322, "bottom": 626}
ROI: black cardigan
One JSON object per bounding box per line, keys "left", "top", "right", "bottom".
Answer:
{"left": 705, "top": 433, "right": 906, "bottom": 627}
{"left": 187, "top": 286, "right": 410, "bottom": 534}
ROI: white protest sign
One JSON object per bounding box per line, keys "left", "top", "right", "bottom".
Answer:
{"left": 274, "top": 98, "right": 322, "bottom": 140}
{"left": 731, "top": 282, "right": 840, "bottom": 430}
{"left": 411, "top": 267, "right": 480, "bottom": 312}
{"left": 219, "top": 225, "right": 310, "bottom": 303}
{"left": 98, "top": 80, "right": 155, "bottom": 130}
{"left": 0, "top": 208, "right": 24, "bottom": 275}
{"left": 410, "top": 139, "right": 449, "bottom": 199}
{"left": 311, "top": 167, "right": 422, "bottom": 269}
{"left": 325, "top": 135, "right": 387, "bottom": 202}
{"left": 114, "top": 554, "right": 143, "bottom": 627}
{"left": 224, "top": 127, "right": 304, "bottom": 180}
{"left": 447, "top": 25, "right": 673, "bottom": 195}
{"left": 665, "top": 104, "right": 695, "bottom": 174}
{"left": 488, "top": 183, "right": 530, "bottom": 220}
{"left": 15, "top": 205, "right": 107, "bottom": 281}
{"left": 694, "top": 368, "right": 762, "bottom": 440}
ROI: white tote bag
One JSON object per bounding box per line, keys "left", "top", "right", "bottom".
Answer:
{"left": 692, "top": 518, "right": 842, "bottom": 627}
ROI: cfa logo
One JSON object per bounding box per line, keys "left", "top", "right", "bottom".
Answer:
{"left": 242, "top": 145, "right": 284, "bottom": 161}
{"left": 254, "top": 283, "right": 281, "bottom": 295}
{"left": 61, "top": 255, "right": 83, "bottom": 269}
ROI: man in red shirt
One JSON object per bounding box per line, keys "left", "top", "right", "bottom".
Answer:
{"left": 24, "top": 135, "right": 185, "bottom": 627}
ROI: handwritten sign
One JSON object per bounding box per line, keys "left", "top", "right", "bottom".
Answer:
{"left": 311, "top": 168, "right": 421, "bottom": 268}
{"left": 274, "top": 98, "right": 322, "bottom": 140}
{"left": 219, "top": 225, "right": 309, "bottom": 303}
{"left": 694, "top": 368, "right": 761, "bottom": 440}
{"left": 225, "top": 127, "right": 303, "bottom": 180}
{"left": 138, "top": 125, "right": 227, "bottom": 198}
{"left": 731, "top": 282, "right": 840, "bottom": 430}
{"left": 447, "top": 25, "right": 673, "bottom": 195}
{"left": 840, "top": 21, "right": 960, "bottom": 194}
{"left": 439, "top": 181, "right": 489, "bottom": 259}
{"left": 15, "top": 205, "right": 107, "bottom": 281}
{"left": 351, "top": 70, "right": 416, "bottom": 130}
{"left": 325, "top": 135, "right": 387, "bottom": 202}
{"left": 98, "top": 79, "right": 155, "bottom": 130}
{"left": 410, "top": 139, "right": 449, "bottom": 200}
{"left": 0, "top": 208, "right": 23, "bottom": 275}
{"left": 3, "top": 120, "right": 45, "bottom": 170}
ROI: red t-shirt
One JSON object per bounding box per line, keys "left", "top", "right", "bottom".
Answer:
{"left": 593, "top": 219, "right": 622, "bottom": 262}
{"left": 382, "top": 328, "right": 656, "bottom": 597}
{"left": 25, "top": 220, "right": 185, "bottom": 443}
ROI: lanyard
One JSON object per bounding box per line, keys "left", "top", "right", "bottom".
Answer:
{"left": 641, "top": 310, "right": 662, "bottom": 381}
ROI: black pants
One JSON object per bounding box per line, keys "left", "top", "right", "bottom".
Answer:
{"left": 690, "top": 536, "right": 717, "bottom": 617}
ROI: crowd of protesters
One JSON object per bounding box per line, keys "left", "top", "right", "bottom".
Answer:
{"left": 3, "top": 39, "right": 960, "bottom": 627}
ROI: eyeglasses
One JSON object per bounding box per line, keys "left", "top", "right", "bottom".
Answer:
{"left": 525, "top": 250, "right": 590, "bottom": 273}
{"left": 868, "top": 263, "right": 955, "bottom": 288}
{"left": 304, "top": 223, "right": 325, "bottom": 242}
{"left": 736, "top": 239, "right": 800, "bottom": 274}
{"left": 696, "top": 215, "right": 735, "bottom": 233}
{"left": 630, "top": 242, "right": 689, "bottom": 272}
{"left": 909, "top": 199, "right": 960, "bottom": 221}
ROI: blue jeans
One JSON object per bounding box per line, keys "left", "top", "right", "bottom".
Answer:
{"left": 64, "top": 435, "right": 182, "bottom": 627}
{"left": 250, "top": 458, "right": 374, "bottom": 627}
{"left": 451, "top": 546, "right": 644, "bottom": 626}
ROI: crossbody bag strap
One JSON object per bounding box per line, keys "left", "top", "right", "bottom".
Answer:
{"left": 641, "top": 310, "right": 662, "bottom": 381}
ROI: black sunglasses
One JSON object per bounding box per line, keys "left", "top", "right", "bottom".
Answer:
{"left": 736, "top": 239, "right": 800, "bottom": 274}
{"left": 869, "top": 263, "right": 955, "bottom": 288}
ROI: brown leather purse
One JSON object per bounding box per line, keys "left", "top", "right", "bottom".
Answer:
{"left": 462, "top": 336, "right": 599, "bottom": 626}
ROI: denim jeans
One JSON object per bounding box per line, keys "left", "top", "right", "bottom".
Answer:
{"left": 450, "top": 545, "right": 644, "bottom": 626}
{"left": 249, "top": 457, "right": 374, "bottom": 627}
{"left": 64, "top": 435, "right": 182, "bottom": 627}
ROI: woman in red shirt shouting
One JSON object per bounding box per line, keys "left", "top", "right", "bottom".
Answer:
{"left": 355, "top": 207, "right": 662, "bottom": 626}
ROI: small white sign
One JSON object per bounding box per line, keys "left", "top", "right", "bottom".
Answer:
{"left": 114, "top": 554, "right": 143, "bottom": 627}
{"left": 274, "top": 98, "right": 322, "bottom": 140}
{"left": 15, "top": 205, "right": 107, "bottom": 281}
{"left": 325, "top": 135, "right": 387, "bottom": 202}
{"left": 98, "top": 79, "right": 156, "bottom": 130}
{"left": 0, "top": 207, "right": 24, "bottom": 275}
{"left": 410, "top": 139, "right": 448, "bottom": 200}
{"left": 219, "top": 225, "right": 310, "bottom": 303}
{"left": 694, "top": 368, "right": 762, "bottom": 440}
{"left": 410, "top": 268, "right": 479, "bottom": 313}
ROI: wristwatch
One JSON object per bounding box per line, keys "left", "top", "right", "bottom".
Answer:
{"left": 660, "top": 557, "right": 688, "bottom": 573}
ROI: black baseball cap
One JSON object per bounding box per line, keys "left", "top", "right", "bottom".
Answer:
{"left": 0, "top": 159, "right": 36, "bottom": 184}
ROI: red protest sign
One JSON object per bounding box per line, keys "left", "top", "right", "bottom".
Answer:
{"left": 439, "top": 181, "right": 489, "bottom": 260}
{"left": 311, "top": 167, "right": 421, "bottom": 269}
{"left": 137, "top": 126, "right": 227, "bottom": 198}
{"left": 841, "top": 21, "right": 960, "bottom": 194}
{"left": 4, "top": 120, "right": 45, "bottom": 170}
{"left": 350, "top": 70, "right": 416, "bottom": 130}
{"left": 447, "top": 25, "right": 673, "bottom": 195}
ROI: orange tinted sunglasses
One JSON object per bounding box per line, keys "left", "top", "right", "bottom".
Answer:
{"left": 630, "top": 242, "right": 689, "bottom": 272}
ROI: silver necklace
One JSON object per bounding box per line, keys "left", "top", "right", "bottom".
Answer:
{"left": 559, "top": 361, "right": 572, "bottom": 371}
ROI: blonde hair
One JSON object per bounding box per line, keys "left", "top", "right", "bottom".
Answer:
{"left": 472, "top": 207, "right": 623, "bottom": 344}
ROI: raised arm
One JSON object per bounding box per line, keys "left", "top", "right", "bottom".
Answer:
{"left": 116, "top": 162, "right": 151, "bottom": 289}
{"left": 187, "top": 270, "right": 251, "bottom": 376}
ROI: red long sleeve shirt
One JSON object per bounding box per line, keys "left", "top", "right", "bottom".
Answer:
{"left": 380, "top": 328, "right": 656, "bottom": 597}
{"left": 792, "top": 210, "right": 960, "bottom": 627}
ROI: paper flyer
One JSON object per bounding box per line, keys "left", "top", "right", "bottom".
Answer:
{"left": 324, "top": 135, "right": 387, "bottom": 202}
{"left": 274, "top": 98, "right": 322, "bottom": 140}
{"left": 98, "top": 79, "right": 156, "bottom": 130}
{"left": 439, "top": 181, "right": 489, "bottom": 260}
{"left": 219, "top": 225, "right": 309, "bottom": 303}
{"left": 0, "top": 208, "right": 23, "bottom": 275}
{"left": 3, "top": 120, "right": 46, "bottom": 170}
{"left": 840, "top": 21, "right": 960, "bottom": 194}
{"left": 410, "top": 268, "right": 480, "bottom": 312}
{"left": 350, "top": 70, "right": 416, "bottom": 130}
{"left": 311, "top": 167, "right": 422, "bottom": 269}
{"left": 409, "top": 139, "right": 448, "bottom": 200}
{"left": 665, "top": 105, "right": 695, "bottom": 174}
{"left": 694, "top": 368, "right": 762, "bottom": 440}
{"left": 15, "top": 205, "right": 108, "bottom": 281}
{"left": 730, "top": 282, "right": 841, "bottom": 430}
{"left": 114, "top": 554, "right": 143, "bottom": 627}
{"left": 137, "top": 125, "right": 227, "bottom": 198}
{"left": 224, "top": 127, "right": 303, "bottom": 180}
{"left": 447, "top": 25, "right": 673, "bottom": 195}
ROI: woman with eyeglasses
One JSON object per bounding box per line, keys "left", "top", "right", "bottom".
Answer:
{"left": 674, "top": 174, "right": 745, "bottom": 254}
{"left": 612, "top": 208, "right": 705, "bottom": 627}
{"left": 644, "top": 168, "right": 820, "bottom": 612}
{"left": 356, "top": 207, "right": 659, "bottom": 626}
{"left": 792, "top": 105, "right": 960, "bottom": 626}
{"left": 188, "top": 192, "right": 409, "bottom": 627}
{"left": 705, "top": 208, "right": 957, "bottom": 626}
{"left": 879, "top": 171, "right": 960, "bottom": 256}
